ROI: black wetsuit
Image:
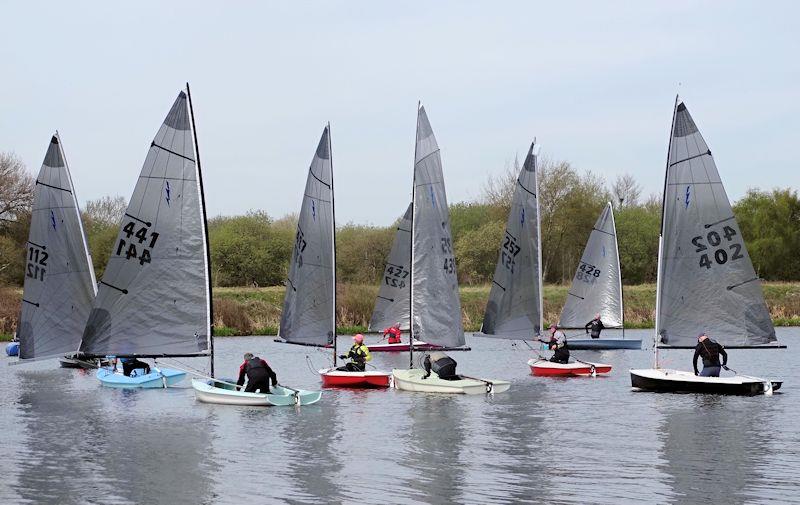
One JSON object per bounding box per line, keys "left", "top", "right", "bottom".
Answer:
{"left": 121, "top": 358, "right": 151, "bottom": 377}
{"left": 693, "top": 339, "right": 728, "bottom": 377}
{"left": 423, "top": 352, "right": 458, "bottom": 380}
{"left": 585, "top": 319, "right": 605, "bottom": 339}
{"left": 237, "top": 357, "right": 278, "bottom": 393}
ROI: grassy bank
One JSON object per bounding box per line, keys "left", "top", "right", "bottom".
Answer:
{"left": 2, "top": 282, "right": 798, "bottom": 339}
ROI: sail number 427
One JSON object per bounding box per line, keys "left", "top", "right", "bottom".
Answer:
{"left": 691, "top": 225, "right": 743, "bottom": 269}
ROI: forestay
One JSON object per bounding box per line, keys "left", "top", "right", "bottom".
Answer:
{"left": 368, "top": 203, "right": 411, "bottom": 331}
{"left": 410, "top": 106, "right": 464, "bottom": 348}
{"left": 656, "top": 100, "right": 775, "bottom": 347}
{"left": 18, "top": 135, "right": 97, "bottom": 359}
{"left": 279, "top": 126, "right": 336, "bottom": 346}
{"left": 481, "top": 142, "right": 543, "bottom": 339}
{"left": 559, "top": 202, "right": 623, "bottom": 328}
{"left": 80, "top": 91, "right": 212, "bottom": 356}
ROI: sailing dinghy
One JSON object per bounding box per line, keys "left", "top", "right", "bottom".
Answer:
{"left": 528, "top": 358, "right": 612, "bottom": 377}
{"left": 559, "top": 203, "right": 640, "bottom": 350}
{"left": 479, "top": 139, "right": 611, "bottom": 376}
{"left": 12, "top": 134, "right": 99, "bottom": 366}
{"left": 630, "top": 98, "right": 782, "bottom": 395}
{"left": 391, "top": 104, "right": 509, "bottom": 395}
{"left": 79, "top": 87, "right": 213, "bottom": 388}
{"left": 277, "top": 125, "right": 389, "bottom": 388}
{"left": 192, "top": 378, "right": 321, "bottom": 406}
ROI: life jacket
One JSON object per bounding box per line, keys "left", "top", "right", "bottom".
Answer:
{"left": 589, "top": 319, "right": 603, "bottom": 338}
{"left": 426, "top": 352, "right": 458, "bottom": 380}
{"left": 348, "top": 343, "right": 370, "bottom": 363}
{"left": 244, "top": 357, "right": 269, "bottom": 378}
{"left": 698, "top": 340, "right": 723, "bottom": 367}
{"left": 386, "top": 327, "right": 402, "bottom": 343}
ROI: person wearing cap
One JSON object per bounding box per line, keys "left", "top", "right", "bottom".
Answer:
{"left": 337, "top": 334, "right": 372, "bottom": 372}
{"left": 584, "top": 313, "right": 605, "bottom": 339}
{"left": 236, "top": 352, "right": 278, "bottom": 393}
{"left": 384, "top": 323, "right": 403, "bottom": 344}
{"left": 538, "top": 323, "right": 569, "bottom": 364}
{"left": 693, "top": 333, "right": 728, "bottom": 377}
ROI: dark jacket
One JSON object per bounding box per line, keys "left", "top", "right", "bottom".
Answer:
{"left": 237, "top": 357, "right": 278, "bottom": 387}
{"left": 693, "top": 339, "right": 728, "bottom": 375}
{"left": 585, "top": 319, "right": 605, "bottom": 338}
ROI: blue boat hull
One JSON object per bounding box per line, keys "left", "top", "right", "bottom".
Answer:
{"left": 5, "top": 342, "right": 19, "bottom": 356}
{"left": 96, "top": 367, "right": 186, "bottom": 388}
{"left": 563, "top": 339, "right": 642, "bottom": 350}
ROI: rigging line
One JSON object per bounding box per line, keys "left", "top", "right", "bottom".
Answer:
{"left": 35, "top": 180, "right": 72, "bottom": 193}
{"left": 26, "top": 240, "right": 46, "bottom": 249}
{"left": 669, "top": 149, "right": 711, "bottom": 167}
{"left": 704, "top": 216, "right": 735, "bottom": 228}
{"left": 567, "top": 292, "right": 584, "bottom": 299}
{"left": 492, "top": 280, "right": 506, "bottom": 291}
{"left": 516, "top": 179, "right": 536, "bottom": 197}
{"left": 308, "top": 169, "right": 331, "bottom": 189}
{"left": 150, "top": 141, "right": 195, "bottom": 162}
{"left": 727, "top": 277, "right": 760, "bottom": 291}
{"left": 99, "top": 281, "right": 128, "bottom": 294}
{"left": 124, "top": 213, "right": 152, "bottom": 226}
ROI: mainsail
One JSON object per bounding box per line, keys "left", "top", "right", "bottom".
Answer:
{"left": 481, "top": 141, "right": 543, "bottom": 339}
{"left": 410, "top": 106, "right": 464, "bottom": 348}
{"left": 279, "top": 126, "right": 336, "bottom": 346}
{"left": 17, "top": 134, "right": 97, "bottom": 359}
{"left": 559, "top": 202, "right": 623, "bottom": 329}
{"left": 656, "top": 99, "right": 775, "bottom": 347}
{"left": 80, "top": 90, "right": 211, "bottom": 357}
{"left": 368, "top": 203, "right": 411, "bottom": 332}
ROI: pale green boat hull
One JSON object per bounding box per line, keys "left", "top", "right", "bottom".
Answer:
{"left": 192, "top": 379, "right": 322, "bottom": 406}
{"left": 392, "top": 368, "right": 510, "bottom": 395}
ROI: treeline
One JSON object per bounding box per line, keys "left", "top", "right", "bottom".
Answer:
{"left": 1, "top": 151, "right": 799, "bottom": 289}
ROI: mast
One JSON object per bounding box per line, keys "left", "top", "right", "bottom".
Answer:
{"left": 329, "top": 123, "right": 338, "bottom": 366}
{"left": 409, "top": 101, "right": 420, "bottom": 369}
{"left": 186, "top": 82, "right": 215, "bottom": 377}
{"left": 534, "top": 141, "right": 543, "bottom": 336}
{"left": 653, "top": 95, "right": 680, "bottom": 367}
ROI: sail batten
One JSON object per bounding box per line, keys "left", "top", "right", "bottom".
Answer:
{"left": 410, "top": 106, "right": 464, "bottom": 348}
{"left": 656, "top": 100, "right": 776, "bottom": 347}
{"left": 481, "top": 141, "right": 543, "bottom": 339}
{"left": 79, "top": 91, "right": 211, "bottom": 357}
{"left": 17, "top": 134, "right": 97, "bottom": 360}
{"left": 559, "top": 203, "right": 623, "bottom": 329}
{"left": 279, "top": 126, "right": 335, "bottom": 346}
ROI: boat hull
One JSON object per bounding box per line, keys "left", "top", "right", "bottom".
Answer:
{"left": 96, "top": 367, "right": 186, "bottom": 388}
{"left": 630, "top": 369, "right": 782, "bottom": 395}
{"left": 565, "top": 338, "right": 641, "bottom": 350}
{"left": 5, "top": 342, "right": 19, "bottom": 357}
{"left": 528, "top": 359, "right": 612, "bottom": 377}
{"left": 319, "top": 368, "right": 392, "bottom": 388}
{"left": 392, "top": 368, "right": 510, "bottom": 395}
{"left": 192, "top": 379, "right": 321, "bottom": 406}
{"left": 59, "top": 354, "right": 109, "bottom": 369}
{"left": 364, "top": 341, "right": 440, "bottom": 352}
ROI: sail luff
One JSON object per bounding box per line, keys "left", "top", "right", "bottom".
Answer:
{"left": 409, "top": 102, "right": 420, "bottom": 368}
{"left": 608, "top": 202, "right": 624, "bottom": 335}
{"left": 328, "top": 122, "right": 337, "bottom": 364}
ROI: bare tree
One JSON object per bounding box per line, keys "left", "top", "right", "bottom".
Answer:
{"left": 84, "top": 195, "right": 127, "bottom": 225}
{"left": 481, "top": 154, "right": 520, "bottom": 214}
{"left": 612, "top": 173, "right": 642, "bottom": 208}
{"left": 0, "top": 152, "right": 33, "bottom": 225}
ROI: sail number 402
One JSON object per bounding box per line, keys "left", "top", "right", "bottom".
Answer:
{"left": 115, "top": 221, "right": 159, "bottom": 266}
{"left": 691, "top": 225, "right": 743, "bottom": 269}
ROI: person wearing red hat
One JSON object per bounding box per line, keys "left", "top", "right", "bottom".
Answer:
{"left": 337, "top": 334, "right": 372, "bottom": 372}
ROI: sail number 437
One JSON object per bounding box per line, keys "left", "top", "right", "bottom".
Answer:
{"left": 691, "top": 225, "right": 743, "bottom": 269}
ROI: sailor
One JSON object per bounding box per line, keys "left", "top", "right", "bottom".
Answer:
{"left": 384, "top": 323, "right": 403, "bottom": 344}
{"left": 236, "top": 352, "right": 278, "bottom": 393}
{"left": 585, "top": 313, "right": 605, "bottom": 339}
{"left": 337, "top": 334, "right": 372, "bottom": 372}
{"left": 120, "top": 357, "right": 151, "bottom": 377}
{"left": 539, "top": 323, "right": 569, "bottom": 364}
{"left": 693, "top": 333, "right": 728, "bottom": 377}
{"left": 422, "top": 351, "right": 459, "bottom": 380}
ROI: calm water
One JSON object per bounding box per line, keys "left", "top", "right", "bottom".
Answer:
{"left": 1, "top": 328, "right": 798, "bottom": 505}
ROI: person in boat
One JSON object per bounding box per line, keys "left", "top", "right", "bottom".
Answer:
{"left": 237, "top": 352, "right": 278, "bottom": 393}
{"left": 383, "top": 323, "right": 403, "bottom": 344}
{"left": 337, "top": 334, "right": 372, "bottom": 372}
{"left": 539, "top": 323, "right": 569, "bottom": 364}
{"left": 119, "top": 357, "right": 151, "bottom": 376}
{"left": 584, "top": 313, "right": 605, "bottom": 339}
{"left": 693, "top": 333, "right": 729, "bottom": 377}
{"left": 422, "top": 351, "right": 459, "bottom": 380}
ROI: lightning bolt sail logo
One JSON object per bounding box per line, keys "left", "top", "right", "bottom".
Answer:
{"left": 520, "top": 207, "right": 525, "bottom": 225}
{"left": 50, "top": 210, "right": 57, "bottom": 231}
{"left": 165, "top": 181, "right": 171, "bottom": 206}
{"left": 312, "top": 200, "right": 316, "bottom": 221}
{"left": 429, "top": 187, "right": 436, "bottom": 209}
{"left": 685, "top": 185, "right": 691, "bottom": 209}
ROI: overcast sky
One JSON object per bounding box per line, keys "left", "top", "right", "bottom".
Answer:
{"left": 1, "top": 1, "right": 798, "bottom": 225}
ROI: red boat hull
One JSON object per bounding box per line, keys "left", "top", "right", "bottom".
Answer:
{"left": 364, "top": 341, "right": 442, "bottom": 353}
{"left": 528, "top": 359, "right": 612, "bottom": 377}
{"left": 319, "top": 368, "right": 391, "bottom": 388}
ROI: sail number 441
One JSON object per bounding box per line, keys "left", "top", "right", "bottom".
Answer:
{"left": 116, "top": 221, "right": 159, "bottom": 266}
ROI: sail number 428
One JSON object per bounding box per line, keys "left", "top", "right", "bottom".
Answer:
{"left": 115, "top": 221, "right": 159, "bottom": 266}
{"left": 691, "top": 225, "right": 743, "bottom": 269}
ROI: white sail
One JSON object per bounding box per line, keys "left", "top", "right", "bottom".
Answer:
{"left": 656, "top": 99, "right": 775, "bottom": 347}
{"left": 559, "top": 202, "right": 623, "bottom": 329}
{"left": 80, "top": 90, "right": 211, "bottom": 357}
{"left": 279, "top": 126, "right": 336, "bottom": 346}
{"left": 481, "top": 141, "right": 543, "bottom": 339}
{"left": 410, "top": 106, "right": 464, "bottom": 348}
{"left": 17, "top": 134, "right": 97, "bottom": 359}
{"left": 368, "top": 203, "right": 411, "bottom": 332}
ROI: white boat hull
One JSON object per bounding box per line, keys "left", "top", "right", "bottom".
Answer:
{"left": 392, "top": 368, "right": 510, "bottom": 395}
{"left": 630, "top": 368, "right": 782, "bottom": 395}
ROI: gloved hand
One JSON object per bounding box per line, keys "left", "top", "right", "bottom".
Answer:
{"left": 694, "top": 371, "right": 699, "bottom": 376}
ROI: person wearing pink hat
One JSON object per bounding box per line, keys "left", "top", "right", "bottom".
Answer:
{"left": 337, "top": 334, "right": 372, "bottom": 372}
